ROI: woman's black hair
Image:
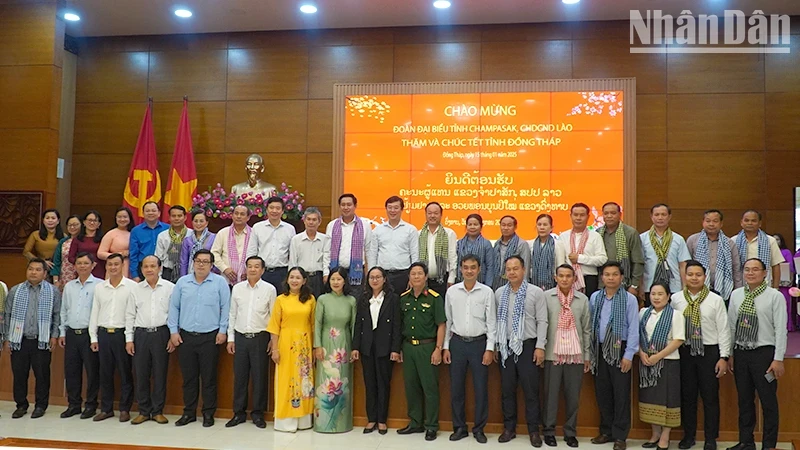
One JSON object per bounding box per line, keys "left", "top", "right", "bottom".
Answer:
{"left": 324, "top": 266, "right": 351, "bottom": 297}
{"left": 648, "top": 281, "right": 672, "bottom": 300}
{"left": 65, "top": 215, "right": 82, "bottom": 237}
{"left": 39, "top": 208, "right": 64, "bottom": 241}
{"left": 78, "top": 210, "right": 103, "bottom": 243}
{"left": 283, "top": 266, "right": 313, "bottom": 303}
{"left": 115, "top": 207, "right": 135, "bottom": 232}
{"left": 359, "top": 266, "right": 393, "bottom": 310}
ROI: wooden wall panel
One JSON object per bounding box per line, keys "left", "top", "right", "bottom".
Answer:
{"left": 765, "top": 39, "right": 800, "bottom": 92}
{"left": 152, "top": 101, "right": 226, "bottom": 154}
{"left": 226, "top": 47, "right": 309, "bottom": 100}
{"left": 393, "top": 26, "right": 481, "bottom": 44}
{"left": 765, "top": 92, "right": 800, "bottom": 151}
{"left": 148, "top": 50, "right": 228, "bottom": 101}
{"left": 481, "top": 22, "right": 572, "bottom": 42}
{"left": 636, "top": 151, "right": 667, "bottom": 209}
{"left": 225, "top": 100, "right": 308, "bottom": 154}
{"left": 73, "top": 103, "right": 147, "bottom": 154}
{"left": 481, "top": 40, "right": 572, "bottom": 81}
{"left": 0, "top": 65, "right": 58, "bottom": 129}
{"left": 667, "top": 152, "right": 766, "bottom": 210}
{"left": 76, "top": 52, "right": 149, "bottom": 103}
{"left": 0, "top": 128, "right": 59, "bottom": 190}
{"left": 667, "top": 94, "right": 765, "bottom": 151}
{"left": 308, "top": 45, "right": 394, "bottom": 99}
{"left": 393, "top": 43, "right": 481, "bottom": 82}
{"left": 764, "top": 151, "right": 800, "bottom": 211}
{"left": 306, "top": 153, "right": 333, "bottom": 206}
{"left": 572, "top": 39, "right": 666, "bottom": 94}
{"left": 71, "top": 154, "right": 130, "bottom": 205}
{"left": 635, "top": 95, "right": 666, "bottom": 152}
{"left": 307, "top": 99, "right": 333, "bottom": 153}
{"left": 667, "top": 53, "right": 765, "bottom": 93}
{"left": 0, "top": 3, "right": 56, "bottom": 66}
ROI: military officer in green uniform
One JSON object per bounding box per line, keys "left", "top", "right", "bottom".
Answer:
{"left": 397, "top": 262, "right": 446, "bottom": 441}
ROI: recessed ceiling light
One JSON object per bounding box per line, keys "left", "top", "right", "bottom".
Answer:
{"left": 562, "top": 0, "right": 580, "bottom": 4}
{"left": 300, "top": 4, "right": 318, "bottom": 14}
{"left": 64, "top": 12, "right": 80, "bottom": 21}
{"left": 433, "top": 0, "right": 451, "bottom": 8}
{"left": 174, "top": 9, "right": 192, "bottom": 18}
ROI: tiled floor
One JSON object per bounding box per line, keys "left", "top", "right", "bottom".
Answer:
{"left": 0, "top": 402, "right": 791, "bottom": 450}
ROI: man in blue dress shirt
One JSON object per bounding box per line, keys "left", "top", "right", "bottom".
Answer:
{"left": 129, "top": 201, "right": 169, "bottom": 281}
{"left": 168, "top": 249, "right": 230, "bottom": 428}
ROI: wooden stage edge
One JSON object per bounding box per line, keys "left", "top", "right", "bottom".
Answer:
{"left": 0, "top": 438, "right": 195, "bottom": 449}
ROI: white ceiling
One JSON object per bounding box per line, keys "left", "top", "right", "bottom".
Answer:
{"left": 64, "top": 0, "right": 800, "bottom": 37}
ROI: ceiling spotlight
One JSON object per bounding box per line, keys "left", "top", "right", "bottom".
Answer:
{"left": 174, "top": 9, "right": 193, "bottom": 18}
{"left": 562, "top": 0, "right": 580, "bottom": 4}
{"left": 300, "top": 4, "right": 318, "bottom": 14}
{"left": 433, "top": 0, "right": 451, "bottom": 8}
{"left": 64, "top": 12, "right": 80, "bottom": 21}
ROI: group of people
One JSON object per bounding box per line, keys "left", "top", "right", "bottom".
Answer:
{"left": 0, "top": 196, "right": 790, "bottom": 450}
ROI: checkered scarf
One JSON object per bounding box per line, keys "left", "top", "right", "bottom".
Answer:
{"left": 649, "top": 227, "right": 673, "bottom": 286}
{"left": 166, "top": 227, "right": 187, "bottom": 282}
{"left": 457, "top": 235, "right": 494, "bottom": 284}
{"left": 8, "top": 281, "right": 55, "bottom": 350}
{"left": 496, "top": 281, "right": 527, "bottom": 367}
{"left": 734, "top": 281, "right": 767, "bottom": 350}
{"left": 555, "top": 287, "right": 583, "bottom": 365}
{"left": 494, "top": 234, "right": 520, "bottom": 282}
{"left": 228, "top": 225, "right": 252, "bottom": 285}
{"left": 570, "top": 230, "right": 590, "bottom": 292}
{"left": 590, "top": 288, "right": 626, "bottom": 374}
{"left": 736, "top": 229, "right": 771, "bottom": 273}
{"left": 598, "top": 224, "right": 630, "bottom": 286}
{"left": 638, "top": 304, "right": 674, "bottom": 388}
{"left": 695, "top": 231, "right": 734, "bottom": 300}
{"left": 531, "top": 236, "right": 556, "bottom": 290}
{"left": 330, "top": 217, "right": 365, "bottom": 285}
{"left": 419, "top": 225, "right": 449, "bottom": 283}
{"left": 682, "top": 285, "right": 710, "bottom": 356}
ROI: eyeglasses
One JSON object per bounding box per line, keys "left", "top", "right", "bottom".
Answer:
{"left": 369, "top": 276, "right": 384, "bottom": 281}
{"left": 194, "top": 260, "right": 212, "bottom": 265}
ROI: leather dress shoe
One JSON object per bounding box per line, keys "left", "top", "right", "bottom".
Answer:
{"left": 644, "top": 442, "right": 660, "bottom": 449}
{"left": 93, "top": 411, "right": 114, "bottom": 422}
{"left": 703, "top": 442, "right": 716, "bottom": 450}
{"left": 31, "top": 408, "right": 45, "bottom": 419}
{"left": 591, "top": 435, "right": 613, "bottom": 445}
{"left": 153, "top": 414, "right": 169, "bottom": 424}
{"left": 226, "top": 415, "right": 246, "bottom": 428}
{"left": 499, "top": 430, "right": 517, "bottom": 443}
{"left": 12, "top": 408, "right": 27, "bottom": 419}
{"left": 679, "top": 439, "right": 696, "bottom": 449}
{"left": 119, "top": 411, "right": 131, "bottom": 422}
{"left": 252, "top": 416, "right": 266, "bottom": 429}
{"left": 565, "top": 437, "right": 579, "bottom": 448}
{"left": 450, "top": 428, "right": 469, "bottom": 441}
{"left": 725, "top": 444, "right": 755, "bottom": 450}
{"left": 397, "top": 425, "right": 425, "bottom": 435}
{"left": 363, "top": 423, "right": 377, "bottom": 434}
{"left": 61, "top": 407, "right": 81, "bottom": 418}
{"left": 378, "top": 424, "right": 388, "bottom": 435}
{"left": 80, "top": 409, "right": 96, "bottom": 420}
{"left": 203, "top": 415, "right": 215, "bottom": 427}
{"left": 131, "top": 414, "right": 150, "bottom": 425}
{"left": 544, "top": 435, "right": 558, "bottom": 447}
{"left": 531, "top": 432, "right": 543, "bottom": 448}
{"left": 614, "top": 440, "right": 628, "bottom": 450}
{"left": 474, "top": 431, "right": 488, "bottom": 444}
{"left": 175, "top": 415, "right": 196, "bottom": 426}
{"left": 425, "top": 430, "right": 437, "bottom": 441}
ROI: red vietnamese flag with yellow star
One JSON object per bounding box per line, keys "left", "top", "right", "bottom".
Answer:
{"left": 123, "top": 103, "right": 161, "bottom": 224}
{"left": 162, "top": 99, "right": 197, "bottom": 224}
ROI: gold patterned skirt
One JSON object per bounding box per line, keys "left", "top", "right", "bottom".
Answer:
{"left": 639, "top": 359, "right": 681, "bottom": 427}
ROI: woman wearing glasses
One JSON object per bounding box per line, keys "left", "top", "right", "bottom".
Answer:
{"left": 68, "top": 210, "right": 105, "bottom": 279}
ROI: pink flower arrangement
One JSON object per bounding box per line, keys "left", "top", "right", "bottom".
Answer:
{"left": 789, "top": 287, "right": 800, "bottom": 298}
{"left": 192, "top": 182, "right": 305, "bottom": 221}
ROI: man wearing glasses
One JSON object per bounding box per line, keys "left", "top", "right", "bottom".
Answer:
{"left": 168, "top": 249, "right": 231, "bottom": 428}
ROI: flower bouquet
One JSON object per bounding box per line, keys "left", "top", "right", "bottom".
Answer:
{"left": 192, "top": 182, "right": 305, "bottom": 221}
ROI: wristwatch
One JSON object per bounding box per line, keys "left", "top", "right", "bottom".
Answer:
{"left": 721, "top": 356, "right": 729, "bottom": 361}
{"left": 629, "top": 285, "right": 638, "bottom": 290}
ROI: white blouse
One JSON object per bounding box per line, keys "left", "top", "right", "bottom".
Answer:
{"left": 639, "top": 307, "right": 686, "bottom": 360}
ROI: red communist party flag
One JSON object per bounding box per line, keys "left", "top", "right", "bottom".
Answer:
{"left": 161, "top": 98, "right": 197, "bottom": 224}
{"left": 123, "top": 102, "right": 161, "bottom": 224}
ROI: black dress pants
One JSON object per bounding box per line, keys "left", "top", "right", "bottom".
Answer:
{"left": 11, "top": 338, "right": 52, "bottom": 410}
{"left": 449, "top": 335, "right": 489, "bottom": 433}
{"left": 178, "top": 329, "right": 220, "bottom": 417}
{"left": 387, "top": 269, "right": 410, "bottom": 296}
{"left": 307, "top": 271, "right": 324, "bottom": 300}
{"left": 680, "top": 345, "right": 721, "bottom": 442}
{"left": 734, "top": 346, "right": 779, "bottom": 449}
{"left": 98, "top": 328, "right": 133, "bottom": 413}
{"left": 261, "top": 267, "right": 288, "bottom": 292}
{"left": 594, "top": 341, "right": 631, "bottom": 441}
{"left": 362, "top": 344, "right": 393, "bottom": 423}
{"left": 427, "top": 277, "right": 448, "bottom": 298}
{"left": 64, "top": 328, "right": 99, "bottom": 411}
{"left": 584, "top": 275, "right": 599, "bottom": 299}
{"left": 133, "top": 326, "right": 170, "bottom": 416}
{"left": 232, "top": 331, "right": 269, "bottom": 418}
{"left": 500, "top": 338, "right": 541, "bottom": 434}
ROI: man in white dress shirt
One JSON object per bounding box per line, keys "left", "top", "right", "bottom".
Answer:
{"left": 226, "top": 256, "right": 275, "bottom": 429}
{"left": 154, "top": 205, "right": 188, "bottom": 284}
{"left": 326, "top": 193, "right": 375, "bottom": 295}
{"left": 372, "top": 196, "right": 419, "bottom": 294}
{"left": 58, "top": 253, "right": 101, "bottom": 419}
{"left": 211, "top": 205, "right": 254, "bottom": 286}
{"left": 442, "top": 254, "right": 496, "bottom": 444}
{"left": 671, "top": 261, "right": 731, "bottom": 450}
{"left": 89, "top": 253, "right": 135, "bottom": 422}
{"left": 556, "top": 203, "right": 608, "bottom": 297}
{"left": 418, "top": 201, "right": 457, "bottom": 296}
{"left": 248, "top": 197, "right": 296, "bottom": 291}
{"left": 126, "top": 255, "right": 175, "bottom": 425}
{"left": 289, "top": 207, "right": 330, "bottom": 298}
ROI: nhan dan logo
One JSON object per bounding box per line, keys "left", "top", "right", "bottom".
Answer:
{"left": 630, "top": 10, "right": 790, "bottom": 53}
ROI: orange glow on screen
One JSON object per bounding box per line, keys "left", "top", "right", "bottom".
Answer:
{"left": 343, "top": 92, "right": 624, "bottom": 239}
